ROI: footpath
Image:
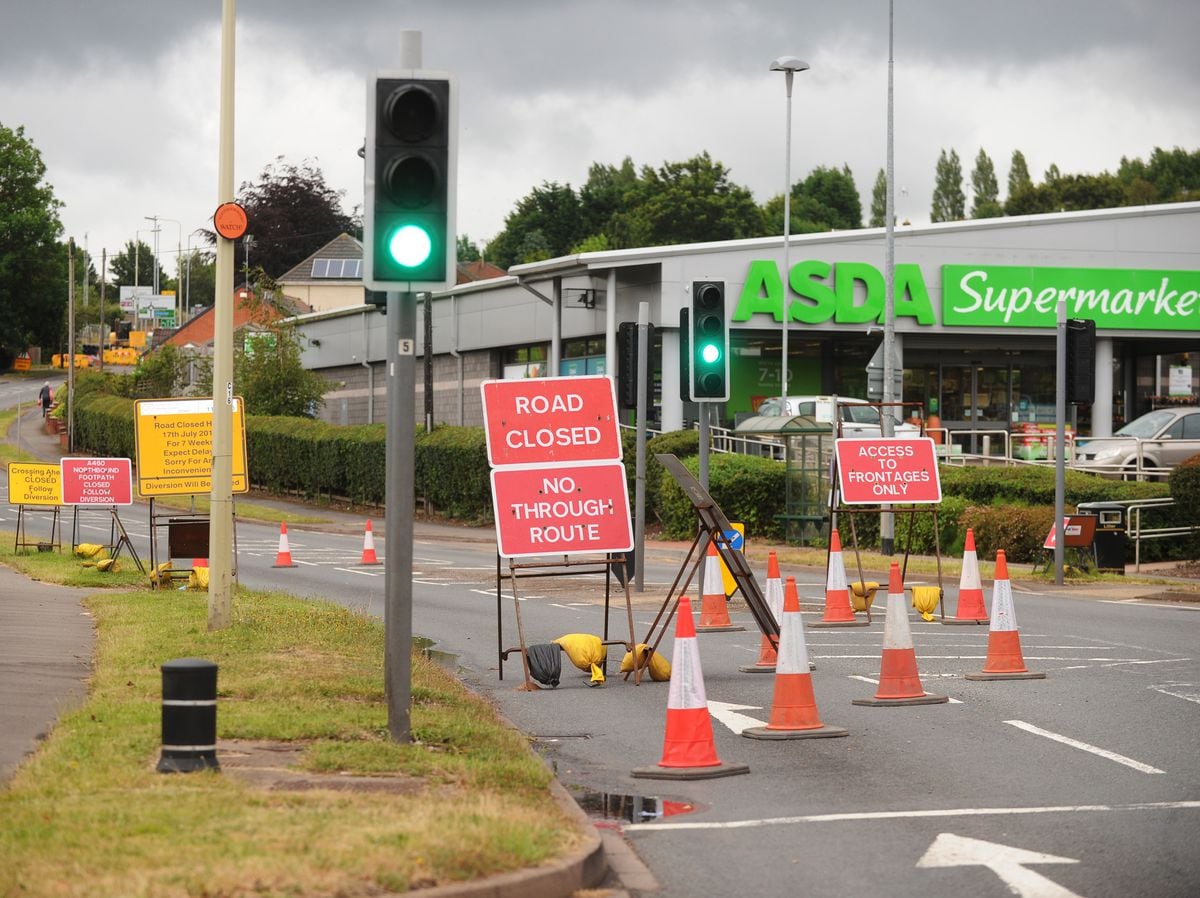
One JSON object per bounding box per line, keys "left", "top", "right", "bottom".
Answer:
{"left": 3, "top": 402, "right": 1196, "bottom": 896}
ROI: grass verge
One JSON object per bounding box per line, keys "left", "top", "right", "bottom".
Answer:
{"left": 0, "top": 586, "right": 578, "bottom": 897}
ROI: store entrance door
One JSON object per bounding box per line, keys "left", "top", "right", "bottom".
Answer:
{"left": 940, "top": 365, "right": 1016, "bottom": 455}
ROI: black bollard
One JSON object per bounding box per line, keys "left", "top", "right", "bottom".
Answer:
{"left": 156, "top": 658, "right": 220, "bottom": 773}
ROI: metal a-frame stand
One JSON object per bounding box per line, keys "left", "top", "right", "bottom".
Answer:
{"left": 633, "top": 455, "right": 780, "bottom": 683}
{"left": 13, "top": 505, "right": 62, "bottom": 553}
{"left": 69, "top": 505, "right": 146, "bottom": 575}
{"left": 497, "top": 552, "right": 637, "bottom": 691}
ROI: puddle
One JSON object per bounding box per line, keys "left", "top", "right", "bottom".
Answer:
{"left": 572, "top": 789, "right": 700, "bottom": 825}
{"left": 412, "top": 636, "right": 459, "bottom": 670}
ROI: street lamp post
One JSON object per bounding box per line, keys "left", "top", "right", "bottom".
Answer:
{"left": 148, "top": 216, "right": 182, "bottom": 326}
{"left": 135, "top": 228, "right": 157, "bottom": 328}
{"left": 770, "top": 56, "right": 810, "bottom": 400}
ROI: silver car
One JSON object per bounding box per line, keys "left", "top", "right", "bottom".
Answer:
{"left": 1074, "top": 406, "right": 1200, "bottom": 478}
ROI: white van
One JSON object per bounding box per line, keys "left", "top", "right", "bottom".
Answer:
{"left": 755, "top": 396, "right": 922, "bottom": 438}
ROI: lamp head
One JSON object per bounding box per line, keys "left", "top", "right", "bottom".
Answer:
{"left": 770, "top": 56, "right": 810, "bottom": 73}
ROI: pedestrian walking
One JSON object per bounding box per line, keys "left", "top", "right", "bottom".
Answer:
{"left": 38, "top": 382, "right": 52, "bottom": 418}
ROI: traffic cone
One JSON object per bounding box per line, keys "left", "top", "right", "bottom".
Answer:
{"left": 696, "top": 541, "right": 743, "bottom": 632}
{"left": 360, "top": 519, "right": 381, "bottom": 565}
{"left": 632, "top": 596, "right": 750, "bottom": 780}
{"left": 272, "top": 521, "right": 298, "bottom": 568}
{"left": 852, "top": 561, "right": 948, "bottom": 706}
{"left": 945, "top": 528, "right": 988, "bottom": 625}
{"left": 192, "top": 558, "right": 208, "bottom": 568}
{"left": 744, "top": 577, "right": 847, "bottom": 740}
{"left": 739, "top": 552, "right": 782, "bottom": 672}
{"left": 809, "top": 529, "right": 869, "bottom": 628}
{"left": 966, "top": 550, "right": 1046, "bottom": 681}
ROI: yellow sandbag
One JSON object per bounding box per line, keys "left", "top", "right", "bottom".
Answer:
{"left": 911, "top": 586, "right": 941, "bottom": 622}
{"left": 552, "top": 633, "right": 607, "bottom": 685}
{"left": 149, "top": 561, "right": 173, "bottom": 586}
{"left": 188, "top": 566, "right": 210, "bottom": 590}
{"left": 850, "top": 581, "right": 880, "bottom": 612}
{"left": 96, "top": 558, "right": 118, "bottom": 573}
{"left": 74, "top": 543, "right": 109, "bottom": 560}
{"left": 620, "top": 644, "right": 671, "bottom": 681}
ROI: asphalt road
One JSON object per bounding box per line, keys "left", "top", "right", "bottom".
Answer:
{"left": 3, "top": 385, "right": 1198, "bottom": 897}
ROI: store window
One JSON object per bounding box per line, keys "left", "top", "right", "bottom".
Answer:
{"left": 502, "top": 344, "right": 548, "bottom": 379}
{"left": 561, "top": 337, "right": 606, "bottom": 376}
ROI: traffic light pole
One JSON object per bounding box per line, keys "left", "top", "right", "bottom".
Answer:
{"left": 385, "top": 290, "right": 416, "bottom": 742}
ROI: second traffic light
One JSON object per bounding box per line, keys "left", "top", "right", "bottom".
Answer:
{"left": 365, "top": 72, "right": 456, "bottom": 291}
{"left": 690, "top": 280, "right": 728, "bottom": 401}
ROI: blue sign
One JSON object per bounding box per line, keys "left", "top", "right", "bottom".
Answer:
{"left": 723, "top": 528, "right": 744, "bottom": 551}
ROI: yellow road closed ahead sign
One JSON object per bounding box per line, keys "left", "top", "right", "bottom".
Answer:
{"left": 7, "top": 462, "right": 62, "bottom": 505}
{"left": 134, "top": 398, "right": 248, "bottom": 497}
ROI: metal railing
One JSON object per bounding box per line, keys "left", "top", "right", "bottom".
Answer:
{"left": 1124, "top": 497, "right": 1197, "bottom": 572}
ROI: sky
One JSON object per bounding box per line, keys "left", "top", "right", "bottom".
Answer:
{"left": 3, "top": 0, "right": 1199, "bottom": 279}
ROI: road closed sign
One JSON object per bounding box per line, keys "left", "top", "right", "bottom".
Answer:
{"left": 134, "top": 397, "right": 249, "bottom": 496}
{"left": 480, "top": 375, "right": 621, "bottom": 467}
{"left": 490, "top": 462, "right": 633, "bottom": 558}
{"left": 835, "top": 437, "right": 942, "bottom": 505}
{"left": 61, "top": 457, "right": 133, "bottom": 505}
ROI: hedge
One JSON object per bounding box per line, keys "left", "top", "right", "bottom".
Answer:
{"left": 658, "top": 453, "right": 787, "bottom": 540}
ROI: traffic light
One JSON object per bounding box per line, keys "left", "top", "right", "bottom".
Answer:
{"left": 690, "top": 280, "right": 728, "bottom": 401}
{"left": 1065, "top": 318, "right": 1096, "bottom": 404}
{"left": 616, "top": 321, "right": 655, "bottom": 410}
{"left": 365, "top": 72, "right": 456, "bottom": 291}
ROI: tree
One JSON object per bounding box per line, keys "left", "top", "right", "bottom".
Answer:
{"left": 484, "top": 181, "right": 585, "bottom": 269}
{"left": 179, "top": 250, "right": 216, "bottom": 313}
{"left": 578, "top": 157, "right": 640, "bottom": 247}
{"left": 869, "top": 168, "right": 888, "bottom": 227}
{"left": 108, "top": 239, "right": 164, "bottom": 288}
{"left": 970, "top": 149, "right": 1002, "bottom": 218}
{"left": 456, "top": 234, "right": 481, "bottom": 263}
{"left": 1007, "top": 150, "right": 1033, "bottom": 201}
{"left": 228, "top": 157, "right": 358, "bottom": 278}
{"left": 931, "top": 149, "right": 965, "bottom": 222}
{"left": 0, "top": 123, "right": 66, "bottom": 366}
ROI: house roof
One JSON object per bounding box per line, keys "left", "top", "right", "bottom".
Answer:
{"left": 278, "top": 233, "right": 364, "bottom": 284}
{"left": 162, "top": 288, "right": 312, "bottom": 349}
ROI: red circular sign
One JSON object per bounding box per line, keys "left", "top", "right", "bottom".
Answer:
{"left": 213, "top": 202, "right": 248, "bottom": 240}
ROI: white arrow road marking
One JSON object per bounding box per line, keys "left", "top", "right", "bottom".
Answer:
{"left": 1149, "top": 682, "right": 1200, "bottom": 704}
{"left": 1004, "top": 720, "right": 1164, "bottom": 774}
{"left": 917, "top": 832, "right": 1082, "bottom": 898}
{"left": 707, "top": 700, "right": 767, "bottom": 735}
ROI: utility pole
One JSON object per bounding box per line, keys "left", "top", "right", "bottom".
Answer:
{"left": 67, "top": 239, "right": 76, "bottom": 453}
{"left": 99, "top": 249, "right": 106, "bottom": 372}
{"left": 207, "top": 0, "right": 237, "bottom": 630}
{"left": 880, "top": 0, "right": 897, "bottom": 556}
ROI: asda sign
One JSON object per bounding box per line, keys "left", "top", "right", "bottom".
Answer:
{"left": 734, "top": 260, "right": 1200, "bottom": 331}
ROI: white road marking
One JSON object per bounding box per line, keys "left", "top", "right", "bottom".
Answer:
{"left": 916, "top": 832, "right": 1081, "bottom": 898}
{"left": 1098, "top": 599, "right": 1200, "bottom": 611}
{"left": 707, "top": 700, "right": 767, "bottom": 734}
{"left": 633, "top": 800, "right": 1200, "bottom": 832}
{"left": 1149, "top": 683, "right": 1200, "bottom": 704}
{"left": 333, "top": 567, "right": 380, "bottom": 577}
{"left": 848, "top": 674, "right": 962, "bottom": 703}
{"left": 1004, "top": 720, "right": 1165, "bottom": 774}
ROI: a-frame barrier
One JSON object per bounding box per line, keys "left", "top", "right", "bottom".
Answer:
{"left": 633, "top": 454, "right": 780, "bottom": 682}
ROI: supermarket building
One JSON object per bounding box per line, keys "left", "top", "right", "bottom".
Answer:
{"left": 295, "top": 202, "right": 1200, "bottom": 442}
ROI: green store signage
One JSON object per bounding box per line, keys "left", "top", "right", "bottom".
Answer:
{"left": 734, "top": 261, "right": 1200, "bottom": 331}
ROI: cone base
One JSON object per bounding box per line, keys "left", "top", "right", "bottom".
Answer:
{"left": 965, "top": 670, "right": 1046, "bottom": 681}
{"left": 851, "top": 692, "right": 949, "bottom": 707}
{"left": 737, "top": 661, "right": 815, "bottom": 673}
{"left": 359, "top": 560, "right": 382, "bottom": 566}
{"left": 631, "top": 761, "right": 749, "bottom": 781}
{"left": 808, "top": 619, "right": 870, "bottom": 629}
{"left": 272, "top": 562, "right": 299, "bottom": 568}
{"left": 696, "top": 624, "right": 745, "bottom": 633}
{"left": 942, "top": 618, "right": 989, "bottom": 626}
{"left": 743, "top": 724, "right": 848, "bottom": 740}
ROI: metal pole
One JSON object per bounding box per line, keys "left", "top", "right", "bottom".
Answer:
{"left": 207, "top": 0, "right": 237, "bottom": 630}
{"left": 699, "top": 409, "right": 710, "bottom": 491}
{"left": 423, "top": 293, "right": 433, "bottom": 432}
{"left": 781, "top": 70, "right": 793, "bottom": 399}
{"left": 1054, "top": 299, "right": 1066, "bottom": 585}
{"left": 880, "top": 0, "right": 897, "bottom": 555}
{"left": 67, "top": 238, "right": 75, "bottom": 452}
{"left": 634, "top": 301, "right": 649, "bottom": 591}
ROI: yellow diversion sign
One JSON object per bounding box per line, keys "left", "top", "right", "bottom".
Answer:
{"left": 7, "top": 463, "right": 62, "bottom": 505}
{"left": 134, "top": 398, "right": 249, "bottom": 497}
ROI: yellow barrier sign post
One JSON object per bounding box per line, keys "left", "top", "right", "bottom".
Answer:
{"left": 719, "top": 523, "right": 745, "bottom": 597}
{"left": 134, "top": 398, "right": 249, "bottom": 497}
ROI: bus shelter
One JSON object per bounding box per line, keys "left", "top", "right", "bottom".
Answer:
{"left": 735, "top": 414, "right": 833, "bottom": 545}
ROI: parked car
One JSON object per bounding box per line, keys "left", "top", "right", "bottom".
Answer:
{"left": 754, "top": 396, "right": 922, "bottom": 438}
{"left": 1074, "top": 406, "right": 1200, "bottom": 478}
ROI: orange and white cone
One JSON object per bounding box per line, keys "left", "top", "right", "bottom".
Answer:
{"left": 360, "top": 519, "right": 381, "bottom": 565}
{"left": 697, "top": 541, "right": 743, "bottom": 632}
{"left": 945, "top": 528, "right": 988, "bottom": 625}
{"left": 809, "top": 529, "right": 868, "bottom": 628}
{"left": 632, "top": 595, "right": 750, "bottom": 780}
{"left": 852, "top": 561, "right": 948, "bottom": 706}
{"left": 966, "top": 550, "right": 1046, "bottom": 681}
{"left": 739, "top": 552, "right": 782, "bottom": 672}
{"left": 272, "top": 521, "right": 298, "bottom": 568}
{"left": 744, "top": 577, "right": 847, "bottom": 740}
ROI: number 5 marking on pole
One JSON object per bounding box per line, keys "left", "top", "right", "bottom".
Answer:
{"left": 398, "top": 339, "right": 415, "bottom": 355}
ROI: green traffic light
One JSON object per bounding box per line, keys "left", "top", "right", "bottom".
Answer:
{"left": 388, "top": 224, "right": 433, "bottom": 268}
{"left": 700, "top": 343, "right": 721, "bottom": 365}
